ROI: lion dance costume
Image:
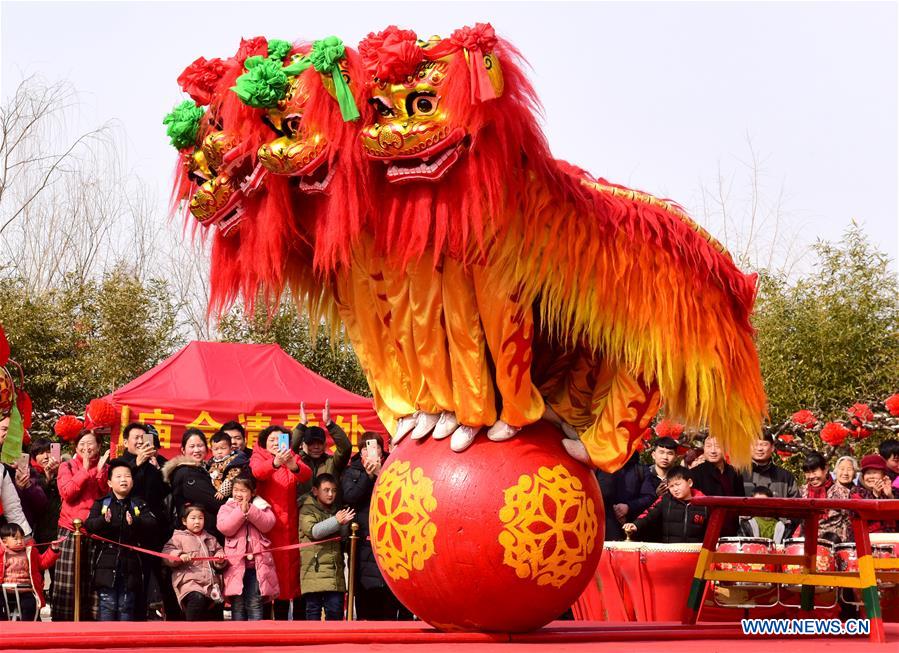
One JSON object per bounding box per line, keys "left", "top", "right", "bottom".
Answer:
{"left": 165, "top": 25, "right": 765, "bottom": 470}
{"left": 165, "top": 25, "right": 766, "bottom": 631}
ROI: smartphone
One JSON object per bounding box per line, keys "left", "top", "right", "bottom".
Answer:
{"left": 17, "top": 453, "right": 30, "bottom": 474}
{"left": 365, "top": 440, "right": 379, "bottom": 460}
{"left": 50, "top": 443, "right": 62, "bottom": 462}
{"left": 278, "top": 432, "right": 290, "bottom": 451}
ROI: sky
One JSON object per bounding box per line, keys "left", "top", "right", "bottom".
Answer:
{"left": 2, "top": 1, "right": 897, "bottom": 272}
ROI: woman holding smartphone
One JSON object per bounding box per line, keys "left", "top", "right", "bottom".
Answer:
{"left": 250, "top": 425, "right": 311, "bottom": 620}
{"left": 28, "top": 438, "right": 63, "bottom": 551}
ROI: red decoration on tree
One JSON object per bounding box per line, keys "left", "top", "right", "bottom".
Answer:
{"left": 177, "top": 56, "right": 229, "bottom": 105}
{"left": 820, "top": 422, "right": 850, "bottom": 447}
{"left": 83, "top": 398, "right": 118, "bottom": 430}
{"left": 654, "top": 418, "right": 684, "bottom": 439}
{"left": 885, "top": 393, "right": 899, "bottom": 417}
{"left": 790, "top": 409, "right": 818, "bottom": 428}
{"left": 54, "top": 415, "right": 84, "bottom": 442}
{"left": 359, "top": 26, "right": 423, "bottom": 82}
{"left": 847, "top": 402, "right": 874, "bottom": 424}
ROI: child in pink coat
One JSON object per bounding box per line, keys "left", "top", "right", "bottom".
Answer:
{"left": 217, "top": 476, "right": 279, "bottom": 620}
{"left": 162, "top": 505, "right": 227, "bottom": 621}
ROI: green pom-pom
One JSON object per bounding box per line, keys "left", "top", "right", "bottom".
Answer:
{"left": 268, "top": 39, "right": 292, "bottom": 62}
{"left": 232, "top": 55, "right": 289, "bottom": 108}
{"left": 163, "top": 100, "right": 205, "bottom": 150}
{"left": 309, "top": 36, "right": 346, "bottom": 73}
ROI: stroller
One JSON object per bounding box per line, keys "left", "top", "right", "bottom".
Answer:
{"left": 1, "top": 582, "right": 40, "bottom": 621}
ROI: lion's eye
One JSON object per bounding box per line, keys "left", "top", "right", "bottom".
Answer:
{"left": 408, "top": 92, "right": 438, "bottom": 117}
{"left": 415, "top": 97, "right": 434, "bottom": 114}
{"left": 369, "top": 97, "right": 394, "bottom": 118}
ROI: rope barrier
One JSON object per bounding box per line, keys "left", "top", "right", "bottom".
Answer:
{"left": 83, "top": 531, "right": 342, "bottom": 563}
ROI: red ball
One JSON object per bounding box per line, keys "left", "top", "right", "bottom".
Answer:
{"left": 369, "top": 420, "right": 604, "bottom": 632}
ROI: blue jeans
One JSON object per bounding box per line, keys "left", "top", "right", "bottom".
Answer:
{"left": 304, "top": 591, "right": 344, "bottom": 621}
{"left": 97, "top": 577, "right": 136, "bottom": 621}
{"left": 230, "top": 568, "right": 263, "bottom": 621}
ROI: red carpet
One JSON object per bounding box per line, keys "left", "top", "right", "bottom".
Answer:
{"left": 1, "top": 621, "right": 896, "bottom": 652}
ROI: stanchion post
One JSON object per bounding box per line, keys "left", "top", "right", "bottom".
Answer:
{"left": 73, "top": 518, "right": 83, "bottom": 622}
{"left": 346, "top": 522, "right": 359, "bottom": 621}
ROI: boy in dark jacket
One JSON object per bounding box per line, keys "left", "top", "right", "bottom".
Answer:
{"left": 85, "top": 458, "right": 158, "bottom": 621}
{"left": 623, "top": 467, "right": 708, "bottom": 543}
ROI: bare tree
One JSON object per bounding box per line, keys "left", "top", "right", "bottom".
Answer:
{"left": 697, "top": 135, "right": 809, "bottom": 277}
{"left": 0, "top": 75, "right": 161, "bottom": 293}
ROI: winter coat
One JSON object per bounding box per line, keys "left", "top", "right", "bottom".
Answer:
{"left": 57, "top": 457, "right": 108, "bottom": 530}
{"left": 739, "top": 516, "right": 787, "bottom": 544}
{"left": 206, "top": 450, "right": 250, "bottom": 498}
{"left": 632, "top": 490, "right": 709, "bottom": 543}
{"left": 0, "top": 538, "right": 58, "bottom": 606}
{"left": 249, "top": 443, "right": 311, "bottom": 599}
{"left": 743, "top": 459, "right": 801, "bottom": 533}
{"left": 689, "top": 461, "right": 746, "bottom": 536}
{"left": 0, "top": 465, "right": 32, "bottom": 536}
{"left": 84, "top": 493, "right": 158, "bottom": 592}
{"left": 742, "top": 461, "right": 799, "bottom": 499}
{"left": 162, "top": 456, "right": 226, "bottom": 543}
{"left": 3, "top": 463, "right": 48, "bottom": 531}
{"left": 291, "top": 422, "right": 353, "bottom": 504}
{"left": 341, "top": 453, "right": 383, "bottom": 590}
{"left": 217, "top": 496, "right": 279, "bottom": 600}
{"left": 850, "top": 486, "right": 896, "bottom": 533}
{"left": 161, "top": 528, "right": 225, "bottom": 605}
{"left": 615, "top": 456, "right": 655, "bottom": 519}
{"left": 797, "top": 479, "right": 853, "bottom": 543}
{"left": 121, "top": 451, "right": 169, "bottom": 519}
{"left": 31, "top": 461, "right": 62, "bottom": 548}
{"left": 299, "top": 495, "right": 347, "bottom": 594}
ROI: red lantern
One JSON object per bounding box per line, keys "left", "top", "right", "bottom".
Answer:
{"left": 369, "top": 421, "right": 603, "bottom": 632}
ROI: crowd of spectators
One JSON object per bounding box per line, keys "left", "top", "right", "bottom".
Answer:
{"left": 602, "top": 433, "right": 899, "bottom": 545}
{"left": 2, "top": 407, "right": 898, "bottom": 622}
{"left": 0, "top": 402, "right": 408, "bottom": 622}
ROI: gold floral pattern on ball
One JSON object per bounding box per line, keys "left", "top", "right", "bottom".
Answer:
{"left": 371, "top": 460, "right": 438, "bottom": 581}
{"left": 498, "top": 464, "right": 598, "bottom": 588}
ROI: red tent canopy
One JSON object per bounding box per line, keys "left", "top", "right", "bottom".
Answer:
{"left": 106, "top": 341, "right": 382, "bottom": 456}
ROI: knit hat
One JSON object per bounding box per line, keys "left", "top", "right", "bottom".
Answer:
{"left": 859, "top": 454, "right": 888, "bottom": 473}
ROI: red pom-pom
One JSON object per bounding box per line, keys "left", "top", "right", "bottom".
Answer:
{"left": 359, "top": 26, "right": 423, "bottom": 82}
{"left": 177, "top": 56, "right": 228, "bottom": 105}
{"left": 885, "top": 393, "right": 899, "bottom": 417}
{"left": 54, "top": 415, "right": 84, "bottom": 442}
{"left": 450, "top": 23, "right": 498, "bottom": 52}
{"left": 654, "top": 418, "right": 684, "bottom": 439}
{"left": 83, "top": 398, "right": 118, "bottom": 430}
{"left": 847, "top": 402, "right": 874, "bottom": 424}
{"left": 820, "top": 422, "right": 849, "bottom": 447}
{"left": 235, "top": 36, "right": 268, "bottom": 63}
{"left": 790, "top": 409, "right": 818, "bottom": 428}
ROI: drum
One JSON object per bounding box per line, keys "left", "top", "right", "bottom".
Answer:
{"left": 715, "top": 537, "right": 776, "bottom": 587}
{"left": 836, "top": 542, "right": 896, "bottom": 605}
{"left": 574, "top": 541, "right": 700, "bottom": 622}
{"left": 779, "top": 538, "right": 837, "bottom": 608}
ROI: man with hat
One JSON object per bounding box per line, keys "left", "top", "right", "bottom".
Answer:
{"left": 291, "top": 400, "right": 352, "bottom": 506}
